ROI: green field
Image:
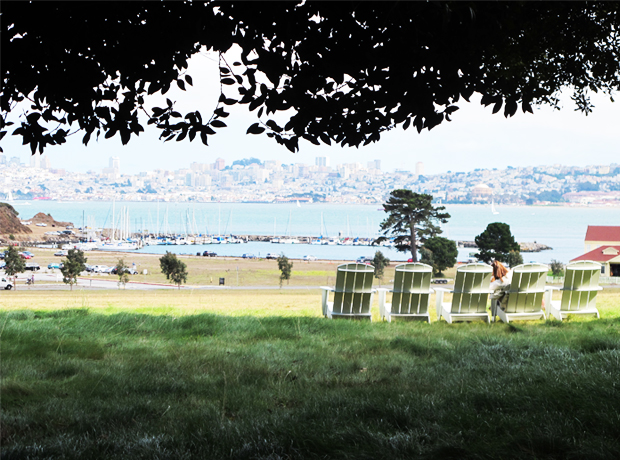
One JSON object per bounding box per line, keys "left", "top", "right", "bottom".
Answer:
{"left": 1, "top": 289, "right": 620, "bottom": 459}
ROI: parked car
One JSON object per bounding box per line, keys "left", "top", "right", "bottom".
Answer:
{"left": 25, "top": 263, "right": 41, "bottom": 271}
{"left": 202, "top": 251, "right": 217, "bottom": 257}
{"left": 111, "top": 267, "right": 138, "bottom": 275}
{"left": 21, "top": 251, "right": 35, "bottom": 258}
{"left": 242, "top": 253, "right": 257, "bottom": 259}
{"left": 266, "top": 253, "right": 278, "bottom": 260}
{"left": 84, "top": 264, "right": 94, "bottom": 272}
{"left": 54, "top": 250, "right": 68, "bottom": 256}
{"left": 1, "top": 277, "right": 13, "bottom": 290}
{"left": 0, "top": 261, "right": 5, "bottom": 269}
{"left": 48, "top": 262, "right": 64, "bottom": 269}
{"left": 19, "top": 252, "right": 33, "bottom": 259}
{"left": 432, "top": 278, "right": 448, "bottom": 284}
{"left": 35, "top": 222, "right": 47, "bottom": 227}
{"left": 303, "top": 255, "right": 317, "bottom": 261}
{"left": 92, "top": 265, "right": 109, "bottom": 273}
{"left": 356, "top": 256, "right": 373, "bottom": 264}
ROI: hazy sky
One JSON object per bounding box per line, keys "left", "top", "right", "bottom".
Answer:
{"left": 4, "top": 49, "right": 620, "bottom": 175}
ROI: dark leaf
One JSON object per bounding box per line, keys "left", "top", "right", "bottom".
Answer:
{"left": 246, "top": 123, "right": 265, "bottom": 135}
{"left": 211, "top": 119, "right": 227, "bottom": 128}
{"left": 177, "top": 79, "right": 186, "bottom": 91}
{"left": 176, "top": 131, "right": 187, "bottom": 142}
{"left": 214, "top": 107, "right": 229, "bottom": 118}
{"left": 220, "top": 67, "right": 230, "bottom": 74}
{"left": 221, "top": 78, "right": 236, "bottom": 85}
{"left": 492, "top": 100, "right": 503, "bottom": 114}
{"left": 185, "top": 75, "right": 193, "bottom": 86}
{"left": 522, "top": 101, "right": 533, "bottom": 114}
{"left": 200, "top": 131, "right": 208, "bottom": 145}
{"left": 504, "top": 99, "right": 518, "bottom": 117}
{"left": 319, "top": 133, "right": 331, "bottom": 145}
{"left": 171, "top": 111, "right": 182, "bottom": 118}
{"left": 403, "top": 117, "right": 411, "bottom": 130}
{"left": 189, "top": 128, "right": 197, "bottom": 142}
{"left": 266, "top": 120, "right": 283, "bottom": 133}
{"left": 302, "top": 134, "right": 320, "bottom": 145}
{"left": 26, "top": 113, "right": 41, "bottom": 123}
{"left": 249, "top": 98, "right": 262, "bottom": 111}
{"left": 82, "top": 131, "right": 91, "bottom": 145}
{"left": 257, "top": 107, "right": 264, "bottom": 118}
{"left": 166, "top": 98, "right": 173, "bottom": 108}
{"left": 120, "top": 130, "right": 130, "bottom": 145}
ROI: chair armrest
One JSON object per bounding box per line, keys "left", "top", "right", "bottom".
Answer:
{"left": 320, "top": 286, "right": 335, "bottom": 292}
{"left": 433, "top": 287, "right": 452, "bottom": 293}
{"left": 545, "top": 286, "right": 560, "bottom": 291}
{"left": 560, "top": 286, "right": 603, "bottom": 292}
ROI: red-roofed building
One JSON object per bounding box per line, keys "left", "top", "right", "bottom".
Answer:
{"left": 584, "top": 226, "right": 620, "bottom": 253}
{"left": 572, "top": 245, "right": 620, "bottom": 277}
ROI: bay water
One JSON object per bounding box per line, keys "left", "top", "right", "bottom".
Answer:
{"left": 11, "top": 201, "right": 620, "bottom": 263}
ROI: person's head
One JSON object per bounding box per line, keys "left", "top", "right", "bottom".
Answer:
{"left": 491, "top": 260, "right": 509, "bottom": 281}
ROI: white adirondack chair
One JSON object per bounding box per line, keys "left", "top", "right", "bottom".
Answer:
{"left": 321, "top": 263, "right": 376, "bottom": 320}
{"left": 544, "top": 260, "right": 602, "bottom": 321}
{"left": 435, "top": 263, "right": 493, "bottom": 323}
{"left": 377, "top": 263, "right": 434, "bottom": 323}
{"left": 493, "top": 263, "right": 548, "bottom": 323}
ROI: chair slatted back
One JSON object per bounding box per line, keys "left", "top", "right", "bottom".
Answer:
{"left": 332, "top": 263, "right": 375, "bottom": 315}
{"left": 392, "top": 263, "right": 432, "bottom": 315}
{"left": 561, "top": 261, "right": 601, "bottom": 311}
{"left": 450, "top": 263, "right": 492, "bottom": 313}
{"left": 505, "top": 263, "right": 548, "bottom": 313}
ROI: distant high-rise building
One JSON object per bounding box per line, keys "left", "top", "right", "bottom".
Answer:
{"left": 0, "top": 155, "right": 6, "bottom": 165}
{"left": 41, "top": 155, "right": 51, "bottom": 170}
{"left": 30, "top": 155, "right": 41, "bottom": 168}
{"left": 367, "top": 159, "right": 381, "bottom": 170}
{"left": 315, "top": 156, "right": 330, "bottom": 167}
{"left": 110, "top": 157, "right": 120, "bottom": 170}
{"left": 416, "top": 161, "right": 425, "bottom": 177}
{"left": 215, "top": 158, "right": 225, "bottom": 170}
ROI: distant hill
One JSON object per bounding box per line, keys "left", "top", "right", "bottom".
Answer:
{"left": 0, "top": 203, "right": 32, "bottom": 236}
{"left": 27, "top": 212, "right": 72, "bottom": 228}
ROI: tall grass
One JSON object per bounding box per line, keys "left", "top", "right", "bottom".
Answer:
{"left": 1, "top": 290, "right": 620, "bottom": 459}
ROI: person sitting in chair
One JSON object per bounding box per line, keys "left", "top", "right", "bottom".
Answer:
{"left": 490, "top": 260, "right": 512, "bottom": 312}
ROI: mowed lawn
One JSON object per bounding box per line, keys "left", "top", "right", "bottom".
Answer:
{"left": 1, "top": 289, "right": 620, "bottom": 459}
{"left": 18, "top": 247, "right": 404, "bottom": 287}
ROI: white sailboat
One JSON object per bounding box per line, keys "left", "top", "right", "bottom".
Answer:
{"left": 491, "top": 199, "right": 499, "bottom": 215}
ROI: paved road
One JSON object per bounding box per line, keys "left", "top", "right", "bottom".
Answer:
{"left": 7, "top": 273, "right": 318, "bottom": 291}
{"left": 6, "top": 273, "right": 619, "bottom": 292}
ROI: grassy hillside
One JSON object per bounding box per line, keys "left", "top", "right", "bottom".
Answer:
{"left": 1, "top": 289, "right": 619, "bottom": 459}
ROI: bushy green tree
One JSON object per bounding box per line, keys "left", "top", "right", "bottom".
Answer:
{"left": 159, "top": 251, "right": 188, "bottom": 289}
{"left": 550, "top": 260, "right": 564, "bottom": 277}
{"left": 419, "top": 247, "right": 435, "bottom": 270}
{"left": 376, "top": 190, "right": 450, "bottom": 262}
{"left": 115, "top": 258, "right": 130, "bottom": 289}
{"left": 506, "top": 250, "right": 524, "bottom": 268}
{"left": 372, "top": 251, "right": 390, "bottom": 285}
{"left": 60, "top": 249, "right": 87, "bottom": 290}
{"left": 475, "top": 222, "right": 520, "bottom": 264}
{"left": 422, "top": 237, "right": 458, "bottom": 276}
{"left": 277, "top": 254, "right": 293, "bottom": 288}
{"left": 3, "top": 245, "right": 25, "bottom": 290}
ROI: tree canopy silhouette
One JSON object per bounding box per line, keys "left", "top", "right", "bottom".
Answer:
{"left": 2, "top": 2, "right": 619, "bottom": 154}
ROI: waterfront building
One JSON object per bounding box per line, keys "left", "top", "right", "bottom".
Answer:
{"left": 584, "top": 226, "right": 620, "bottom": 252}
